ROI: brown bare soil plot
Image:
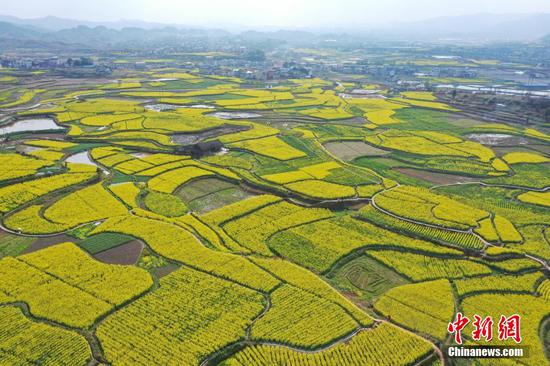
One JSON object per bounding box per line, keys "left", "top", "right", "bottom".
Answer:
{"left": 23, "top": 233, "right": 75, "bottom": 254}
{"left": 93, "top": 240, "right": 144, "bottom": 265}
{"left": 324, "top": 141, "right": 390, "bottom": 161}
{"left": 394, "top": 168, "right": 480, "bottom": 185}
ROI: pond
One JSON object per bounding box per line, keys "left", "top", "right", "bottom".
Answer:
{"left": 146, "top": 104, "right": 218, "bottom": 111}
{"left": 467, "top": 133, "right": 528, "bottom": 146}
{"left": 131, "top": 152, "right": 152, "bottom": 158}
{"left": 436, "top": 84, "right": 550, "bottom": 98}
{"left": 0, "top": 118, "right": 65, "bottom": 135}
{"left": 189, "top": 104, "right": 216, "bottom": 109}
{"left": 65, "top": 151, "right": 98, "bottom": 167}
{"left": 172, "top": 125, "right": 249, "bottom": 145}
{"left": 145, "top": 104, "right": 181, "bottom": 112}
{"left": 18, "top": 145, "right": 42, "bottom": 153}
{"left": 209, "top": 112, "right": 261, "bottom": 119}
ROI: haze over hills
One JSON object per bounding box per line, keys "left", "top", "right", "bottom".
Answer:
{"left": 0, "top": 14, "right": 181, "bottom": 31}
{"left": 1, "top": 12, "right": 550, "bottom": 51}
{"left": 387, "top": 13, "right": 550, "bottom": 41}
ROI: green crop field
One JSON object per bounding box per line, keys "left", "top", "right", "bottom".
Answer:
{"left": 78, "top": 233, "right": 136, "bottom": 254}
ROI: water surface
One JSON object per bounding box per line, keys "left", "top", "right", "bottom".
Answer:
{"left": 0, "top": 118, "right": 65, "bottom": 135}
{"left": 467, "top": 133, "right": 528, "bottom": 146}
{"left": 65, "top": 151, "right": 98, "bottom": 166}
{"left": 209, "top": 112, "right": 261, "bottom": 119}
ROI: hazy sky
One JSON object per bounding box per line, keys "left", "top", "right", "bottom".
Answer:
{"left": 2, "top": 0, "right": 550, "bottom": 27}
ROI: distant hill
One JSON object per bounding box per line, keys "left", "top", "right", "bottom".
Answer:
{"left": 0, "top": 20, "right": 233, "bottom": 50}
{"left": 4, "top": 12, "right": 550, "bottom": 41}
{"left": 1, "top": 12, "right": 550, "bottom": 51}
{"left": 0, "top": 21, "right": 44, "bottom": 39}
{"left": 387, "top": 13, "right": 550, "bottom": 41}
{"left": 0, "top": 15, "right": 178, "bottom": 31}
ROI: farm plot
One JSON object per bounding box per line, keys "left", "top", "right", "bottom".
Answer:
{"left": 0, "top": 152, "right": 54, "bottom": 182}
{"left": 251, "top": 257, "right": 373, "bottom": 326}
{"left": 262, "top": 160, "right": 381, "bottom": 192}
{"left": 394, "top": 168, "right": 480, "bottom": 185}
{"left": 222, "top": 200, "right": 334, "bottom": 255}
{"left": 92, "top": 240, "right": 144, "bottom": 265}
{"left": 140, "top": 158, "right": 239, "bottom": 191}
{"left": 373, "top": 185, "right": 497, "bottom": 231}
{"left": 4, "top": 205, "right": 68, "bottom": 234}
{"left": 43, "top": 183, "right": 128, "bottom": 227}
{"left": 461, "top": 294, "right": 550, "bottom": 366}
{"left": 61, "top": 104, "right": 228, "bottom": 149}
{"left": 0, "top": 306, "right": 91, "bottom": 364}
{"left": 0, "top": 163, "right": 97, "bottom": 214}
{"left": 223, "top": 322, "right": 433, "bottom": 366}
{"left": 261, "top": 161, "right": 341, "bottom": 184}
{"left": 5, "top": 183, "right": 128, "bottom": 235}
{"left": 284, "top": 180, "right": 357, "bottom": 199}
{"left": 0, "top": 89, "right": 43, "bottom": 108}
{"left": 517, "top": 190, "right": 550, "bottom": 208}
{"left": 328, "top": 255, "right": 409, "bottom": 302}
{"left": 400, "top": 91, "right": 438, "bottom": 101}
{"left": 148, "top": 166, "right": 215, "bottom": 193}
{"left": 375, "top": 279, "right": 454, "bottom": 339}
{"left": 366, "top": 129, "right": 494, "bottom": 163}
{"left": 201, "top": 194, "right": 283, "bottom": 226}
{"left": 97, "top": 266, "right": 264, "bottom": 365}
{"left": 367, "top": 250, "right": 491, "bottom": 281}
{"left": 474, "top": 215, "right": 523, "bottom": 243}
{"left": 228, "top": 135, "right": 307, "bottom": 160}
{"left": 141, "top": 108, "right": 224, "bottom": 132}
{"left": 358, "top": 205, "right": 485, "bottom": 250}
{"left": 0, "top": 230, "right": 35, "bottom": 258}
{"left": 92, "top": 214, "right": 280, "bottom": 291}
{"left": 484, "top": 163, "right": 550, "bottom": 189}
{"left": 251, "top": 284, "right": 359, "bottom": 348}
{"left": 347, "top": 98, "right": 407, "bottom": 127}
{"left": 176, "top": 177, "right": 254, "bottom": 213}
{"left": 433, "top": 184, "right": 550, "bottom": 228}
{"left": 78, "top": 233, "right": 136, "bottom": 254}
{"left": 454, "top": 272, "right": 542, "bottom": 297}
{"left": 143, "top": 190, "right": 188, "bottom": 217}
{"left": 109, "top": 182, "right": 141, "bottom": 207}
{"left": 392, "top": 155, "right": 500, "bottom": 177}
{"left": 502, "top": 151, "right": 549, "bottom": 164}
{"left": 323, "top": 140, "right": 390, "bottom": 160}
{"left": 268, "top": 215, "right": 461, "bottom": 273}
{"left": 217, "top": 122, "right": 278, "bottom": 143}
{"left": 80, "top": 113, "right": 143, "bottom": 127}
{"left": 0, "top": 243, "right": 152, "bottom": 327}
{"left": 392, "top": 97, "right": 459, "bottom": 112}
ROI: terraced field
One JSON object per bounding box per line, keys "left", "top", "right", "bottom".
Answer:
{"left": 0, "top": 69, "right": 548, "bottom": 365}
